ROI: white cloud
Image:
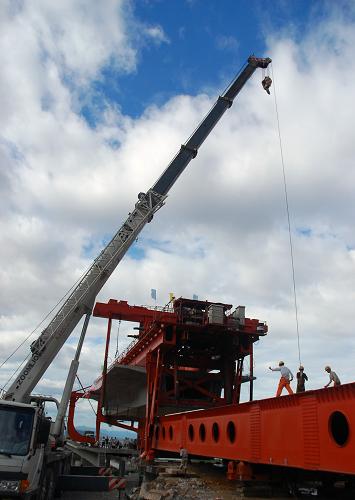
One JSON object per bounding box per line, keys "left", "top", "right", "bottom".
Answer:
{"left": 143, "top": 25, "right": 170, "bottom": 44}
{"left": 216, "top": 34, "right": 239, "bottom": 51}
{"left": 1, "top": 3, "right": 355, "bottom": 427}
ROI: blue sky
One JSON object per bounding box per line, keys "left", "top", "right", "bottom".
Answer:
{"left": 82, "top": 0, "right": 325, "bottom": 121}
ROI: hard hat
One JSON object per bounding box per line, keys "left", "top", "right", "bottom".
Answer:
{"left": 278, "top": 361, "right": 284, "bottom": 366}
{"left": 299, "top": 365, "right": 304, "bottom": 370}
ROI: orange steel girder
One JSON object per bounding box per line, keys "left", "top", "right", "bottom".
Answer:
{"left": 152, "top": 383, "right": 355, "bottom": 475}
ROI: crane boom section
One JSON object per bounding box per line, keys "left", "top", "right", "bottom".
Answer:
{"left": 5, "top": 190, "right": 166, "bottom": 402}
{"left": 4, "top": 55, "right": 271, "bottom": 403}
{"left": 152, "top": 56, "right": 271, "bottom": 196}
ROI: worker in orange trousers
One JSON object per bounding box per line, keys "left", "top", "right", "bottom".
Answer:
{"left": 269, "top": 361, "right": 294, "bottom": 397}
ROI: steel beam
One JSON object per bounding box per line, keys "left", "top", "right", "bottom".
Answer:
{"left": 153, "top": 383, "right": 355, "bottom": 475}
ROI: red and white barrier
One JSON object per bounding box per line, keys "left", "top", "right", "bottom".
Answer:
{"left": 98, "top": 467, "right": 112, "bottom": 476}
{"left": 109, "top": 477, "right": 126, "bottom": 490}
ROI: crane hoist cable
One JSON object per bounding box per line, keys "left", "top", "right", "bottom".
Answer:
{"left": 114, "top": 320, "right": 121, "bottom": 359}
{"left": 271, "top": 63, "right": 302, "bottom": 367}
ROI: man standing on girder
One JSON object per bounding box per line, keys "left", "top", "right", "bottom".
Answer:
{"left": 296, "top": 365, "right": 308, "bottom": 393}
{"left": 269, "top": 361, "right": 294, "bottom": 396}
{"left": 324, "top": 366, "right": 341, "bottom": 388}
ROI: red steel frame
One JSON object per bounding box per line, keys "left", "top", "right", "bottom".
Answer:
{"left": 68, "top": 297, "right": 265, "bottom": 452}
{"left": 68, "top": 300, "right": 179, "bottom": 444}
{"left": 67, "top": 310, "right": 138, "bottom": 445}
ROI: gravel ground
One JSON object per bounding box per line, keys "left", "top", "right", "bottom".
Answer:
{"left": 129, "top": 462, "right": 291, "bottom": 499}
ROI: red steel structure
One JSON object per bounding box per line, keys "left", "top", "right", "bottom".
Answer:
{"left": 68, "top": 297, "right": 266, "bottom": 450}
{"left": 68, "top": 297, "right": 355, "bottom": 480}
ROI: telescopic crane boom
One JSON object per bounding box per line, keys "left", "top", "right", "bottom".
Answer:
{"left": 3, "top": 55, "right": 271, "bottom": 404}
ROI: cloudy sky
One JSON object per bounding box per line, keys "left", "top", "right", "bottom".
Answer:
{"left": 1, "top": 0, "right": 355, "bottom": 428}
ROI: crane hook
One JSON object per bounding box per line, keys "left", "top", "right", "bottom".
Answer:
{"left": 262, "top": 75, "right": 272, "bottom": 95}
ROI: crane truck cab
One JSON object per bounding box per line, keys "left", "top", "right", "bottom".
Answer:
{"left": 0, "top": 399, "right": 66, "bottom": 498}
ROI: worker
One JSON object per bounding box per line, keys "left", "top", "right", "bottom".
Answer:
{"left": 179, "top": 447, "right": 188, "bottom": 474}
{"left": 262, "top": 75, "right": 272, "bottom": 94}
{"left": 269, "top": 361, "right": 294, "bottom": 397}
{"left": 296, "top": 365, "right": 308, "bottom": 393}
{"left": 324, "top": 366, "right": 341, "bottom": 388}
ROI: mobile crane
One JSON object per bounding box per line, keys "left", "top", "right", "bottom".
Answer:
{"left": 0, "top": 55, "right": 271, "bottom": 498}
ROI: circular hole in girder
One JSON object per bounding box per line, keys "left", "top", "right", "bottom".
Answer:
{"left": 212, "top": 422, "right": 220, "bottom": 443}
{"left": 199, "top": 423, "right": 206, "bottom": 442}
{"left": 169, "top": 425, "right": 173, "bottom": 441}
{"left": 162, "top": 426, "right": 166, "bottom": 440}
{"left": 329, "top": 411, "right": 349, "bottom": 446}
{"left": 188, "top": 424, "right": 195, "bottom": 442}
{"left": 227, "top": 421, "right": 236, "bottom": 444}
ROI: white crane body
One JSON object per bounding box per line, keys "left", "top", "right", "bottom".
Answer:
{"left": 0, "top": 55, "right": 271, "bottom": 498}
